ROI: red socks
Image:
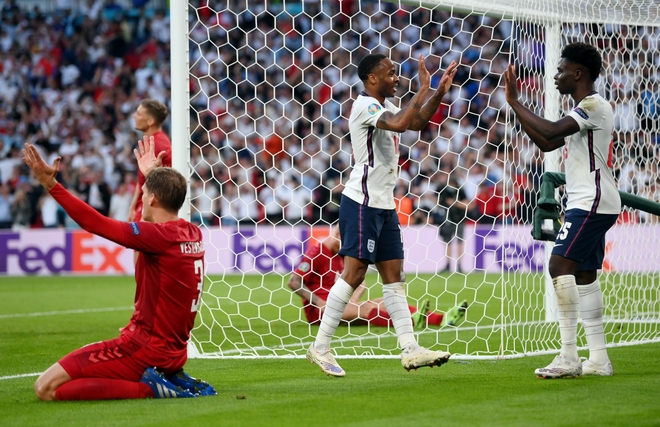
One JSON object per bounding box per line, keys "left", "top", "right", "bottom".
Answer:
{"left": 426, "top": 312, "right": 444, "bottom": 326}
{"left": 367, "top": 307, "right": 392, "bottom": 327}
{"left": 55, "top": 378, "right": 154, "bottom": 400}
{"left": 366, "top": 306, "right": 444, "bottom": 327}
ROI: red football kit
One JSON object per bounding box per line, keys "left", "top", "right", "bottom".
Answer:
{"left": 134, "top": 130, "right": 171, "bottom": 222}
{"left": 128, "top": 130, "right": 172, "bottom": 329}
{"left": 49, "top": 184, "right": 205, "bottom": 383}
{"left": 293, "top": 241, "right": 443, "bottom": 327}
{"left": 293, "top": 242, "right": 344, "bottom": 324}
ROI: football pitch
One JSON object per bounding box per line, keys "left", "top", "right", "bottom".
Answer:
{"left": 1, "top": 275, "right": 659, "bottom": 427}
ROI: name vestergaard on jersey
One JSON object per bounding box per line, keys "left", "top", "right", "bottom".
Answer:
{"left": 180, "top": 241, "right": 204, "bottom": 254}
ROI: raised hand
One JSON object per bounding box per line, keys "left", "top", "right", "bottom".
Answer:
{"left": 134, "top": 135, "right": 166, "bottom": 177}
{"left": 504, "top": 64, "right": 520, "bottom": 104}
{"left": 22, "top": 143, "right": 60, "bottom": 191}
{"left": 417, "top": 54, "right": 431, "bottom": 90}
{"left": 437, "top": 60, "right": 458, "bottom": 97}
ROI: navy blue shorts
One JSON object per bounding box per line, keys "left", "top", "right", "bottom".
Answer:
{"left": 552, "top": 209, "right": 619, "bottom": 271}
{"left": 338, "top": 195, "right": 404, "bottom": 264}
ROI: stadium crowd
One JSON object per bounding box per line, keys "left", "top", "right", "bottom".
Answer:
{"left": 0, "top": 0, "right": 658, "bottom": 231}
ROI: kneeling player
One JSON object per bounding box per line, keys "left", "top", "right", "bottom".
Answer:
{"left": 24, "top": 138, "right": 215, "bottom": 400}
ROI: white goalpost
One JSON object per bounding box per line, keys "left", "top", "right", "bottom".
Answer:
{"left": 170, "top": 0, "right": 660, "bottom": 359}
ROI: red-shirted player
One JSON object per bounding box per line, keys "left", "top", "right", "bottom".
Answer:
{"left": 287, "top": 227, "right": 468, "bottom": 328}
{"left": 23, "top": 138, "right": 214, "bottom": 401}
{"left": 129, "top": 99, "right": 172, "bottom": 223}
{"left": 127, "top": 100, "right": 172, "bottom": 328}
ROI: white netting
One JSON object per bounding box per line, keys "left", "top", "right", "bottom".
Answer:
{"left": 502, "top": 13, "right": 660, "bottom": 355}
{"left": 181, "top": 0, "right": 660, "bottom": 358}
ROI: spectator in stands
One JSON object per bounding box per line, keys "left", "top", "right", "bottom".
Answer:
{"left": 219, "top": 183, "right": 238, "bottom": 226}
{"left": 638, "top": 80, "right": 659, "bottom": 132}
{"left": 437, "top": 173, "right": 471, "bottom": 273}
{"left": 638, "top": 178, "right": 660, "bottom": 224}
{"left": 38, "top": 191, "right": 60, "bottom": 228}
{"left": 415, "top": 192, "right": 438, "bottom": 225}
{"left": 259, "top": 175, "right": 285, "bottom": 225}
{"left": 1, "top": 0, "right": 19, "bottom": 16}
{"left": 0, "top": 182, "right": 13, "bottom": 228}
{"left": 109, "top": 180, "right": 134, "bottom": 222}
{"left": 190, "top": 176, "right": 220, "bottom": 226}
{"left": 78, "top": 168, "right": 112, "bottom": 217}
{"left": 10, "top": 182, "right": 32, "bottom": 230}
{"left": 0, "top": 2, "right": 166, "bottom": 226}
{"left": 0, "top": 0, "right": 657, "bottom": 230}
{"left": 394, "top": 183, "right": 413, "bottom": 226}
{"left": 283, "top": 175, "right": 311, "bottom": 225}
{"left": 236, "top": 182, "right": 260, "bottom": 225}
{"left": 515, "top": 176, "right": 537, "bottom": 225}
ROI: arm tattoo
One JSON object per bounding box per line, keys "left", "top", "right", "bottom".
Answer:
{"left": 410, "top": 94, "right": 442, "bottom": 130}
{"left": 377, "top": 112, "right": 389, "bottom": 128}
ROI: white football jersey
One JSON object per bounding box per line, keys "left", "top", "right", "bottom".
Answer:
{"left": 343, "top": 93, "right": 401, "bottom": 209}
{"left": 565, "top": 92, "right": 621, "bottom": 214}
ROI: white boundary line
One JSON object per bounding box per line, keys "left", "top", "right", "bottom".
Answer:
{"left": 3, "top": 320, "right": 660, "bottom": 380}
{"left": 0, "top": 372, "right": 42, "bottom": 381}
{"left": 0, "top": 307, "right": 132, "bottom": 382}
{"left": 192, "top": 318, "right": 660, "bottom": 359}
{"left": 0, "top": 307, "right": 133, "bottom": 319}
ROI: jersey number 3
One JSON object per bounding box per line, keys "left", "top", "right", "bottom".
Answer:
{"left": 191, "top": 259, "right": 204, "bottom": 313}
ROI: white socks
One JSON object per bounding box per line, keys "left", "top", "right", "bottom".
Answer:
{"left": 314, "top": 278, "right": 354, "bottom": 353}
{"left": 314, "top": 280, "right": 418, "bottom": 353}
{"left": 578, "top": 278, "right": 609, "bottom": 364}
{"left": 553, "top": 275, "right": 580, "bottom": 361}
{"left": 382, "top": 282, "right": 418, "bottom": 351}
{"left": 555, "top": 275, "right": 610, "bottom": 364}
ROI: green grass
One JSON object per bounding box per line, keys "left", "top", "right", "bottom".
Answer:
{"left": 195, "top": 272, "right": 660, "bottom": 358}
{"left": 1, "top": 275, "right": 660, "bottom": 426}
{"left": 193, "top": 272, "right": 515, "bottom": 356}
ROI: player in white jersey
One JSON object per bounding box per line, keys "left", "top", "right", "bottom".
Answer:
{"left": 504, "top": 42, "right": 621, "bottom": 378}
{"left": 342, "top": 94, "right": 404, "bottom": 209}
{"left": 306, "top": 53, "right": 458, "bottom": 376}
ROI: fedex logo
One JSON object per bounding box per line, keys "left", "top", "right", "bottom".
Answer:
{"left": 0, "top": 231, "right": 127, "bottom": 275}
{"left": 231, "top": 229, "right": 306, "bottom": 273}
{"left": 473, "top": 227, "right": 545, "bottom": 272}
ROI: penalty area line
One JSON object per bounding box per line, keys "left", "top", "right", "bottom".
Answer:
{"left": 0, "top": 306, "right": 134, "bottom": 320}
{"left": 0, "top": 372, "right": 42, "bottom": 381}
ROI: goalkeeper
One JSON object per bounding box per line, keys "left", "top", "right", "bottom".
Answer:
{"left": 288, "top": 227, "right": 468, "bottom": 328}
{"left": 24, "top": 138, "right": 216, "bottom": 401}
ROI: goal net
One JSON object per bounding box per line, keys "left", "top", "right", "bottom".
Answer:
{"left": 177, "top": 0, "right": 660, "bottom": 358}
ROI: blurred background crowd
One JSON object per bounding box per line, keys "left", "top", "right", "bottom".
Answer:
{"left": 0, "top": 0, "right": 658, "bottom": 233}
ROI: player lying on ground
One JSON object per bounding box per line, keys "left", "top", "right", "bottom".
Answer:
{"left": 24, "top": 137, "right": 216, "bottom": 400}
{"left": 505, "top": 42, "right": 620, "bottom": 379}
{"left": 288, "top": 227, "right": 468, "bottom": 329}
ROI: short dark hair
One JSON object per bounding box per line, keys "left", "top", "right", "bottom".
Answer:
{"left": 561, "top": 42, "right": 603, "bottom": 82}
{"left": 140, "top": 99, "right": 169, "bottom": 126}
{"left": 357, "top": 53, "right": 388, "bottom": 81}
{"left": 144, "top": 167, "right": 186, "bottom": 213}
